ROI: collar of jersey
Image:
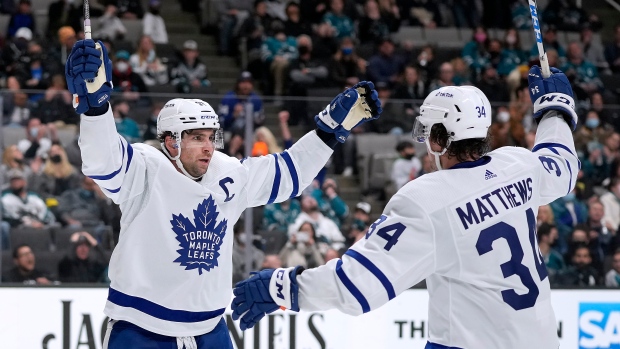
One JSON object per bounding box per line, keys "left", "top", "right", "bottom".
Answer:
{"left": 448, "top": 155, "right": 491, "bottom": 170}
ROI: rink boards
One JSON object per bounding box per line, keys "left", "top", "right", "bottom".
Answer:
{"left": 0, "top": 287, "right": 618, "bottom": 349}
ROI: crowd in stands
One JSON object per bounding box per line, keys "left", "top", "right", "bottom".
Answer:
{"left": 1, "top": 0, "right": 620, "bottom": 287}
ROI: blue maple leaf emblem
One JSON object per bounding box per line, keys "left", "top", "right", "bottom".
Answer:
{"left": 170, "top": 196, "right": 228, "bottom": 275}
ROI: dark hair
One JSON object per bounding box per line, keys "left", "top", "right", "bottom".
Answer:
{"left": 537, "top": 223, "right": 556, "bottom": 241}
{"left": 571, "top": 242, "right": 590, "bottom": 257}
{"left": 12, "top": 244, "right": 31, "bottom": 259}
{"left": 396, "top": 140, "right": 414, "bottom": 152}
{"left": 157, "top": 129, "right": 199, "bottom": 144}
{"left": 429, "top": 123, "right": 491, "bottom": 162}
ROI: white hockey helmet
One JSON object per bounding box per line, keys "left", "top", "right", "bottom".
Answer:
{"left": 412, "top": 86, "right": 491, "bottom": 169}
{"left": 157, "top": 98, "right": 223, "bottom": 179}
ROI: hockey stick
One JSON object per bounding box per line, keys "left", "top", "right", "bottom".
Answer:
{"left": 528, "top": 0, "right": 551, "bottom": 78}
{"left": 83, "top": 0, "right": 108, "bottom": 92}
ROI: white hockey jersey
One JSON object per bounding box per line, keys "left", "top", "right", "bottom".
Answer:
{"left": 79, "top": 107, "right": 333, "bottom": 336}
{"left": 297, "top": 112, "right": 578, "bottom": 348}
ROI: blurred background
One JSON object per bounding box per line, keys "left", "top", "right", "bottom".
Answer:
{"left": 0, "top": 0, "right": 619, "bottom": 291}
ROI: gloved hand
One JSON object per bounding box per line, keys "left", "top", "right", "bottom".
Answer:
{"left": 315, "top": 81, "right": 382, "bottom": 143}
{"left": 65, "top": 40, "right": 113, "bottom": 114}
{"left": 528, "top": 65, "right": 578, "bottom": 130}
{"left": 231, "top": 266, "right": 303, "bottom": 330}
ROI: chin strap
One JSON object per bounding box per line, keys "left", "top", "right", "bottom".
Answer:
{"left": 160, "top": 139, "right": 203, "bottom": 181}
{"left": 425, "top": 139, "right": 450, "bottom": 171}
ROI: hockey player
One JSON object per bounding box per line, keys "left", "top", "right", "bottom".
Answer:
{"left": 64, "top": 40, "right": 381, "bottom": 348}
{"left": 232, "top": 66, "right": 579, "bottom": 348}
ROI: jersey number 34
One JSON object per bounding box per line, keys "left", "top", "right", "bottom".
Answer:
{"left": 476, "top": 208, "right": 548, "bottom": 311}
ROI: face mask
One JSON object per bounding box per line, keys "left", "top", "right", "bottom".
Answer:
{"left": 79, "top": 189, "right": 94, "bottom": 199}
{"left": 474, "top": 33, "right": 487, "bottom": 43}
{"left": 497, "top": 111, "right": 510, "bottom": 123}
{"left": 30, "top": 128, "right": 38, "bottom": 138}
{"left": 506, "top": 35, "right": 517, "bottom": 45}
{"left": 404, "top": 153, "right": 415, "bottom": 160}
{"left": 50, "top": 155, "right": 62, "bottom": 164}
{"left": 563, "top": 192, "right": 576, "bottom": 202}
{"left": 116, "top": 61, "right": 129, "bottom": 73}
{"left": 118, "top": 112, "right": 127, "bottom": 119}
{"left": 298, "top": 45, "right": 310, "bottom": 55}
{"left": 150, "top": 7, "right": 160, "bottom": 15}
{"left": 11, "top": 187, "right": 24, "bottom": 196}
{"left": 342, "top": 47, "right": 353, "bottom": 55}
{"left": 352, "top": 219, "right": 366, "bottom": 231}
{"left": 585, "top": 119, "right": 599, "bottom": 129}
{"left": 14, "top": 158, "right": 23, "bottom": 165}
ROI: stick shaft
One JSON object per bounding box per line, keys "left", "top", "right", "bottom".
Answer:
{"left": 528, "top": 0, "right": 551, "bottom": 77}
{"left": 84, "top": 0, "right": 91, "bottom": 39}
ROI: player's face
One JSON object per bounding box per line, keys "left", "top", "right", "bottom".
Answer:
{"left": 179, "top": 129, "right": 215, "bottom": 178}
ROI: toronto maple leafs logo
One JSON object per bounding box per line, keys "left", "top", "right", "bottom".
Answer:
{"left": 170, "top": 196, "right": 228, "bottom": 275}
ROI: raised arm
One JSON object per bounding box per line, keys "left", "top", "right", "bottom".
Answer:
{"left": 241, "top": 81, "right": 382, "bottom": 208}
{"left": 527, "top": 66, "right": 580, "bottom": 205}
{"left": 230, "top": 192, "right": 435, "bottom": 329}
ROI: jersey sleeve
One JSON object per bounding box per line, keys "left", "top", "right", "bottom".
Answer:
{"left": 531, "top": 111, "right": 580, "bottom": 205}
{"left": 296, "top": 192, "right": 435, "bottom": 315}
{"left": 79, "top": 107, "right": 145, "bottom": 204}
{"left": 241, "top": 131, "right": 333, "bottom": 208}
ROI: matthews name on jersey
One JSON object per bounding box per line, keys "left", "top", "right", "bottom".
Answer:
{"left": 79, "top": 104, "right": 332, "bottom": 336}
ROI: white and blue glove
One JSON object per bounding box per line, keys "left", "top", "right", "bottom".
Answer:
{"left": 528, "top": 65, "right": 578, "bottom": 130}
{"left": 65, "top": 40, "right": 113, "bottom": 114}
{"left": 231, "top": 266, "right": 302, "bottom": 330}
{"left": 315, "top": 81, "right": 382, "bottom": 143}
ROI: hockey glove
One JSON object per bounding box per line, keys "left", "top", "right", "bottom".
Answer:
{"left": 65, "top": 40, "right": 113, "bottom": 114}
{"left": 315, "top": 81, "right": 382, "bottom": 143}
{"left": 528, "top": 65, "right": 578, "bottom": 130}
{"left": 231, "top": 266, "right": 303, "bottom": 330}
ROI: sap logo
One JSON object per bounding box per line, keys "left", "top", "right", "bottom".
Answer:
{"left": 435, "top": 92, "right": 453, "bottom": 98}
{"left": 529, "top": 5, "right": 542, "bottom": 43}
{"left": 540, "top": 94, "right": 572, "bottom": 106}
{"left": 201, "top": 115, "right": 217, "bottom": 119}
{"left": 164, "top": 103, "right": 175, "bottom": 108}
{"left": 579, "top": 303, "right": 620, "bottom": 349}
{"left": 275, "top": 269, "right": 285, "bottom": 299}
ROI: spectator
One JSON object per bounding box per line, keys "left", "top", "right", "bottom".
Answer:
{"left": 550, "top": 190, "right": 588, "bottom": 253}
{"left": 93, "top": 5, "right": 127, "bottom": 41}
{"left": 311, "top": 178, "right": 349, "bottom": 229}
{"left": 232, "top": 222, "right": 264, "bottom": 284}
{"left": 261, "top": 254, "right": 282, "bottom": 269}
{"left": 4, "top": 91, "right": 31, "bottom": 127}
{"left": 542, "top": 0, "right": 595, "bottom": 32}
{"left": 34, "top": 74, "right": 76, "bottom": 125}
{"left": 367, "top": 38, "right": 406, "bottom": 86}
{"left": 391, "top": 140, "right": 421, "bottom": 189}
{"left": 510, "top": 0, "right": 530, "bottom": 29}
{"left": 218, "top": 71, "right": 265, "bottom": 133}
{"left": 585, "top": 201, "right": 611, "bottom": 271}
{"left": 329, "top": 37, "right": 366, "bottom": 88}
{"left": 562, "top": 42, "right": 603, "bottom": 100}
{"left": 374, "top": 81, "right": 407, "bottom": 134}
{"left": 508, "top": 84, "right": 534, "bottom": 141}
{"left": 57, "top": 176, "right": 119, "bottom": 230}
{"left": 377, "top": 0, "right": 400, "bottom": 32}
{"left": 261, "top": 22, "right": 298, "bottom": 104}
{"left": 601, "top": 177, "right": 620, "bottom": 232}
{"left": 498, "top": 28, "right": 527, "bottom": 77}
{"left": 537, "top": 204, "right": 555, "bottom": 227}
{"left": 29, "top": 143, "right": 81, "bottom": 199}
{"left": 347, "top": 217, "right": 368, "bottom": 245}
{"left": 358, "top": 0, "right": 391, "bottom": 45}
{"left": 263, "top": 199, "right": 301, "bottom": 232}
{"left": 46, "top": 0, "right": 82, "bottom": 39}
{"left": 254, "top": 126, "right": 282, "bottom": 155}
{"left": 476, "top": 66, "right": 510, "bottom": 103}
{"left": 311, "top": 22, "right": 340, "bottom": 61}
{"left": 111, "top": 99, "right": 141, "bottom": 143}
{"left": 106, "top": 0, "right": 144, "bottom": 19}
{"left": 279, "top": 221, "right": 325, "bottom": 268}
{"left": 142, "top": 0, "right": 168, "bottom": 44}
{"left": 604, "top": 24, "right": 620, "bottom": 74}
{"left": 417, "top": 154, "right": 434, "bottom": 177}
{"left": 58, "top": 231, "right": 107, "bottom": 283}
{"left": 579, "top": 131, "right": 615, "bottom": 187}
{"left": 557, "top": 243, "right": 600, "bottom": 286}
{"left": 574, "top": 110, "right": 608, "bottom": 153}
{"left": 288, "top": 34, "right": 329, "bottom": 111}
{"left": 529, "top": 25, "right": 566, "bottom": 62}
{"left": 7, "top": 0, "right": 35, "bottom": 39}
{"left": 537, "top": 223, "right": 565, "bottom": 280}
{"left": 323, "top": 0, "right": 354, "bottom": 39}
{"left": 289, "top": 195, "right": 345, "bottom": 253}
{"left": 170, "top": 40, "right": 210, "bottom": 93}
{"left": 462, "top": 26, "right": 491, "bottom": 81}
{"left": 1, "top": 27, "right": 31, "bottom": 74}
{"left": 1, "top": 145, "right": 32, "bottom": 190}
{"left": 1, "top": 244, "right": 52, "bottom": 284}
{"left": 429, "top": 62, "right": 455, "bottom": 91}
{"left": 450, "top": 57, "right": 471, "bottom": 86}
{"left": 112, "top": 50, "right": 149, "bottom": 103}
{"left": 130, "top": 35, "right": 168, "bottom": 86}
{"left": 17, "top": 118, "right": 53, "bottom": 161}
{"left": 14, "top": 41, "right": 51, "bottom": 97}
{"left": 590, "top": 92, "right": 619, "bottom": 132}
{"left": 239, "top": 0, "right": 273, "bottom": 69}
{"left": 580, "top": 24, "right": 609, "bottom": 74}
{"left": 284, "top": 2, "right": 312, "bottom": 37}
{"left": 487, "top": 39, "right": 503, "bottom": 69}
{"left": 606, "top": 249, "right": 620, "bottom": 287}
{"left": 142, "top": 101, "right": 163, "bottom": 141}
{"left": 218, "top": 0, "right": 255, "bottom": 56}
{"left": 51, "top": 26, "right": 77, "bottom": 66}
{"left": 393, "top": 65, "right": 426, "bottom": 117}
{"left": 2, "top": 169, "right": 55, "bottom": 229}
